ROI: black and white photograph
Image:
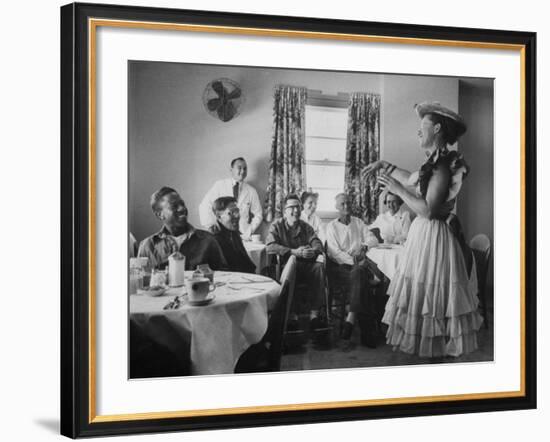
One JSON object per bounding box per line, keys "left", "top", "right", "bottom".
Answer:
{"left": 1, "top": 0, "right": 544, "bottom": 439}
{"left": 128, "top": 61, "right": 494, "bottom": 378}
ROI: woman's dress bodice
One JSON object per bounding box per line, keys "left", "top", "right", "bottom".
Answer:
{"left": 407, "top": 147, "right": 470, "bottom": 220}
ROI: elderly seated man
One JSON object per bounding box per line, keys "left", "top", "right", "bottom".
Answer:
{"left": 266, "top": 193, "right": 327, "bottom": 332}
{"left": 138, "top": 186, "right": 227, "bottom": 270}
{"left": 209, "top": 196, "right": 256, "bottom": 274}
{"left": 326, "top": 193, "right": 386, "bottom": 348}
{"left": 368, "top": 192, "right": 411, "bottom": 245}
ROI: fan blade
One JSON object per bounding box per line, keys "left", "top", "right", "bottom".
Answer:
{"left": 211, "top": 81, "right": 225, "bottom": 98}
{"left": 227, "top": 88, "right": 241, "bottom": 100}
{"left": 207, "top": 98, "right": 221, "bottom": 111}
{"left": 218, "top": 102, "right": 236, "bottom": 122}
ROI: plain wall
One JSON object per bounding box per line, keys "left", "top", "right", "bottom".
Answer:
{"left": 382, "top": 74, "right": 459, "bottom": 170}
{"left": 458, "top": 78, "right": 495, "bottom": 288}
{"left": 129, "top": 62, "right": 466, "bottom": 243}
{"left": 129, "top": 62, "right": 384, "bottom": 241}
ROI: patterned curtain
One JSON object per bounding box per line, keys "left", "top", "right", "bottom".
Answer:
{"left": 264, "top": 85, "right": 307, "bottom": 222}
{"left": 344, "top": 92, "right": 381, "bottom": 223}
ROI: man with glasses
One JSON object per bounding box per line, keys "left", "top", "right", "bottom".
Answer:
{"left": 210, "top": 196, "right": 256, "bottom": 274}
{"left": 265, "top": 194, "right": 327, "bottom": 332}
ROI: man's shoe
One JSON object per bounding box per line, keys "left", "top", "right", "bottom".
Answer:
{"left": 310, "top": 316, "right": 331, "bottom": 348}
{"left": 339, "top": 321, "right": 355, "bottom": 351}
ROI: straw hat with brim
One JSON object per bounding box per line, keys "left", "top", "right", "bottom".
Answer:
{"left": 415, "top": 101, "right": 467, "bottom": 138}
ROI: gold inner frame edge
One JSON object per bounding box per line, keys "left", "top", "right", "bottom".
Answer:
{"left": 87, "top": 18, "right": 527, "bottom": 423}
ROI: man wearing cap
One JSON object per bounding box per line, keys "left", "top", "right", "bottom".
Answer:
{"left": 199, "top": 157, "right": 263, "bottom": 239}
{"left": 265, "top": 194, "right": 327, "bottom": 332}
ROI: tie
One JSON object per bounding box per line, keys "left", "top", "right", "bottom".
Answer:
{"left": 233, "top": 182, "right": 239, "bottom": 201}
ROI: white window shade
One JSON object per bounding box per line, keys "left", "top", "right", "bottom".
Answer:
{"left": 305, "top": 105, "right": 348, "bottom": 215}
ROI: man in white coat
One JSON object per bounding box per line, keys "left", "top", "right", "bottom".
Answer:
{"left": 199, "top": 157, "right": 263, "bottom": 238}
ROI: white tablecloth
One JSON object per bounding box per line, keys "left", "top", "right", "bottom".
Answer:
{"left": 130, "top": 271, "right": 280, "bottom": 375}
{"left": 243, "top": 241, "right": 267, "bottom": 274}
{"left": 367, "top": 244, "right": 404, "bottom": 280}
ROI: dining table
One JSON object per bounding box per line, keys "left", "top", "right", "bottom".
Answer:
{"left": 130, "top": 271, "right": 281, "bottom": 376}
{"left": 366, "top": 243, "right": 405, "bottom": 280}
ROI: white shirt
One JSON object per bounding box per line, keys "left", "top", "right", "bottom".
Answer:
{"left": 199, "top": 178, "right": 263, "bottom": 236}
{"left": 369, "top": 207, "right": 411, "bottom": 243}
{"left": 300, "top": 212, "right": 325, "bottom": 243}
{"left": 326, "top": 216, "right": 371, "bottom": 266}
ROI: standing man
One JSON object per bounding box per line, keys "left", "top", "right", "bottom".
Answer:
{"left": 210, "top": 196, "right": 256, "bottom": 274}
{"left": 138, "top": 186, "right": 227, "bottom": 270}
{"left": 199, "top": 157, "right": 263, "bottom": 239}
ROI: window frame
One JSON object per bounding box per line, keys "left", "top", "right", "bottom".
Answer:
{"left": 304, "top": 92, "right": 349, "bottom": 219}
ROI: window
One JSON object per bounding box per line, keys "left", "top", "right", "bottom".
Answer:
{"left": 305, "top": 104, "right": 348, "bottom": 216}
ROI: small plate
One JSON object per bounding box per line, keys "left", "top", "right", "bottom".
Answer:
{"left": 188, "top": 293, "right": 216, "bottom": 306}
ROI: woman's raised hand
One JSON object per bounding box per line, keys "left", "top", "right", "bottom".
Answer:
{"left": 361, "top": 160, "right": 388, "bottom": 179}
{"left": 377, "top": 173, "right": 402, "bottom": 194}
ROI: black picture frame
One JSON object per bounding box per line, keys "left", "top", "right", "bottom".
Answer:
{"left": 60, "top": 2, "right": 537, "bottom": 438}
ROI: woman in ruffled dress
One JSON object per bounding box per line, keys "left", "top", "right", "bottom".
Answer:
{"left": 362, "top": 102, "right": 483, "bottom": 358}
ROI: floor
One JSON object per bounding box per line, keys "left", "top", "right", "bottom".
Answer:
{"left": 280, "top": 310, "right": 494, "bottom": 372}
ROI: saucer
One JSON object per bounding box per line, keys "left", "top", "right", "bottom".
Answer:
{"left": 188, "top": 293, "right": 215, "bottom": 306}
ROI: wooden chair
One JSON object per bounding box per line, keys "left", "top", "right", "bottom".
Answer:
{"left": 326, "top": 255, "right": 350, "bottom": 334}
{"left": 266, "top": 250, "right": 333, "bottom": 342}
{"left": 235, "top": 256, "right": 297, "bottom": 372}
{"left": 469, "top": 233, "right": 492, "bottom": 329}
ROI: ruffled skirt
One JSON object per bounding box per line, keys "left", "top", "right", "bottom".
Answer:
{"left": 382, "top": 216, "right": 483, "bottom": 357}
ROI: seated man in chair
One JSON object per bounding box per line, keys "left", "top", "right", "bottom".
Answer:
{"left": 138, "top": 186, "right": 227, "bottom": 271}
{"left": 368, "top": 191, "right": 411, "bottom": 245}
{"left": 325, "top": 193, "right": 386, "bottom": 348}
{"left": 210, "top": 196, "right": 256, "bottom": 274}
{"left": 266, "top": 194, "right": 327, "bottom": 333}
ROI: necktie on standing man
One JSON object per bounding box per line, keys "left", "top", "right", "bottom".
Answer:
{"left": 233, "top": 182, "right": 239, "bottom": 201}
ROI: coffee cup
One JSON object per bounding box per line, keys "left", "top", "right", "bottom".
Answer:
{"left": 185, "top": 277, "right": 214, "bottom": 302}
